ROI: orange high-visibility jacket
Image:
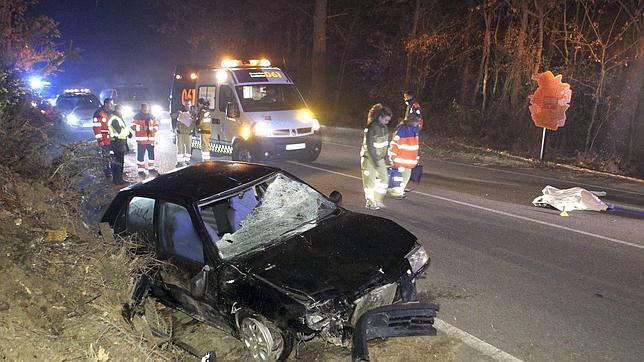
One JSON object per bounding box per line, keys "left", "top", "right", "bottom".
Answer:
{"left": 92, "top": 108, "right": 111, "bottom": 146}
{"left": 388, "top": 124, "right": 420, "bottom": 168}
{"left": 131, "top": 112, "right": 159, "bottom": 144}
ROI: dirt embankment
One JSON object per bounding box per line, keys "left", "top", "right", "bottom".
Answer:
{"left": 0, "top": 161, "right": 456, "bottom": 361}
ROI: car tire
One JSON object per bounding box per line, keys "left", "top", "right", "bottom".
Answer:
{"left": 231, "top": 141, "right": 254, "bottom": 162}
{"left": 299, "top": 147, "right": 321, "bottom": 163}
{"left": 238, "top": 313, "right": 293, "bottom": 361}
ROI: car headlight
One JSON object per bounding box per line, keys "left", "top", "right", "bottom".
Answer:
{"left": 66, "top": 114, "right": 79, "bottom": 125}
{"left": 151, "top": 104, "right": 163, "bottom": 117}
{"left": 253, "top": 121, "right": 271, "bottom": 137}
{"left": 406, "top": 245, "right": 429, "bottom": 275}
{"left": 311, "top": 119, "right": 320, "bottom": 131}
{"left": 122, "top": 105, "right": 133, "bottom": 117}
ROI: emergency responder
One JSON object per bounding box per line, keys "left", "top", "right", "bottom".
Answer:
{"left": 388, "top": 115, "right": 420, "bottom": 198}
{"left": 92, "top": 98, "right": 114, "bottom": 177}
{"left": 195, "top": 98, "right": 211, "bottom": 161}
{"left": 175, "top": 99, "right": 195, "bottom": 166}
{"left": 131, "top": 103, "right": 160, "bottom": 176}
{"left": 403, "top": 90, "right": 424, "bottom": 130}
{"left": 108, "top": 104, "right": 131, "bottom": 185}
{"left": 361, "top": 103, "right": 392, "bottom": 210}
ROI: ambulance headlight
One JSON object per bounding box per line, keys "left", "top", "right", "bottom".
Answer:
{"left": 253, "top": 122, "right": 271, "bottom": 137}
{"left": 151, "top": 104, "right": 163, "bottom": 117}
{"left": 66, "top": 114, "right": 79, "bottom": 125}
{"left": 122, "top": 105, "right": 133, "bottom": 117}
{"left": 406, "top": 245, "right": 429, "bottom": 276}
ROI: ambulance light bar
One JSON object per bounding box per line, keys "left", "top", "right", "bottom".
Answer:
{"left": 220, "top": 58, "right": 271, "bottom": 68}
{"left": 64, "top": 88, "right": 91, "bottom": 94}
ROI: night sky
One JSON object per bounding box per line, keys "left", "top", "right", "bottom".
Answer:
{"left": 31, "top": 0, "right": 188, "bottom": 100}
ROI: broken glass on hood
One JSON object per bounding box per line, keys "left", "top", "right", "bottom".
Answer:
{"left": 204, "top": 173, "right": 336, "bottom": 259}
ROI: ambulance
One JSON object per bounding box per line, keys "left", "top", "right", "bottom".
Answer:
{"left": 194, "top": 58, "right": 322, "bottom": 162}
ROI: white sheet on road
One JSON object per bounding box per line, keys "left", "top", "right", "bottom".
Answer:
{"left": 532, "top": 185, "right": 608, "bottom": 212}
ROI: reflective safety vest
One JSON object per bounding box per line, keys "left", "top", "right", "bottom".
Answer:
{"left": 92, "top": 108, "right": 111, "bottom": 146}
{"left": 388, "top": 124, "right": 420, "bottom": 168}
{"left": 108, "top": 114, "right": 129, "bottom": 140}
{"left": 360, "top": 121, "right": 389, "bottom": 162}
{"left": 131, "top": 112, "right": 159, "bottom": 144}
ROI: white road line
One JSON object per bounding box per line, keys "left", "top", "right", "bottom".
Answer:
{"left": 434, "top": 319, "right": 524, "bottom": 362}
{"left": 322, "top": 141, "right": 644, "bottom": 196}
{"left": 289, "top": 161, "right": 644, "bottom": 251}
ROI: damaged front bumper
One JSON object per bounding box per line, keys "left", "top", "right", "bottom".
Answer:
{"left": 352, "top": 303, "right": 439, "bottom": 362}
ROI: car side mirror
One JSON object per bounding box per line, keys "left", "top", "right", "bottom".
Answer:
{"left": 226, "top": 102, "right": 240, "bottom": 118}
{"left": 190, "top": 265, "right": 211, "bottom": 298}
{"left": 329, "top": 191, "right": 342, "bottom": 206}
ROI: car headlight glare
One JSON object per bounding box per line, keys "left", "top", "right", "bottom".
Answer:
{"left": 240, "top": 125, "right": 251, "bottom": 140}
{"left": 66, "top": 114, "right": 79, "bottom": 125}
{"left": 122, "top": 105, "right": 133, "bottom": 117}
{"left": 298, "top": 109, "right": 314, "bottom": 122}
{"left": 151, "top": 104, "right": 163, "bottom": 116}
{"left": 312, "top": 119, "right": 320, "bottom": 131}
{"left": 253, "top": 121, "right": 271, "bottom": 137}
{"left": 406, "top": 245, "right": 429, "bottom": 275}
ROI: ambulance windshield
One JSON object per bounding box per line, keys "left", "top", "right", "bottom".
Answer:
{"left": 235, "top": 84, "right": 306, "bottom": 112}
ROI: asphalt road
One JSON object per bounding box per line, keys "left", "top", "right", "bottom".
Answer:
{"left": 114, "top": 124, "right": 644, "bottom": 362}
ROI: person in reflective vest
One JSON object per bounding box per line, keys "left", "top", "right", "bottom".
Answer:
{"left": 92, "top": 98, "right": 114, "bottom": 177}
{"left": 131, "top": 103, "right": 160, "bottom": 176}
{"left": 403, "top": 90, "right": 424, "bottom": 130}
{"left": 176, "top": 100, "right": 195, "bottom": 166}
{"left": 388, "top": 116, "right": 420, "bottom": 198}
{"left": 195, "top": 98, "right": 211, "bottom": 161}
{"left": 361, "top": 103, "right": 392, "bottom": 210}
{"left": 108, "top": 104, "right": 131, "bottom": 185}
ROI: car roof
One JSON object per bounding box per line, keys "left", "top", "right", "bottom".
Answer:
{"left": 125, "top": 161, "right": 279, "bottom": 203}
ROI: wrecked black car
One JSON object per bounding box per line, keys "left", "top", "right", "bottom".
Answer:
{"left": 101, "top": 161, "right": 435, "bottom": 361}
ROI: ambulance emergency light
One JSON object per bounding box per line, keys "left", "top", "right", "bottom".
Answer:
{"left": 220, "top": 58, "right": 271, "bottom": 68}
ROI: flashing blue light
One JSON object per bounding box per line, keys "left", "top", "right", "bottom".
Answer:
{"left": 28, "top": 77, "right": 50, "bottom": 90}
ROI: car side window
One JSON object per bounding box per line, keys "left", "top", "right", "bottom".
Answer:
{"left": 219, "top": 85, "right": 235, "bottom": 112}
{"left": 159, "top": 202, "right": 204, "bottom": 263}
{"left": 126, "top": 196, "right": 155, "bottom": 241}
{"left": 198, "top": 86, "right": 216, "bottom": 110}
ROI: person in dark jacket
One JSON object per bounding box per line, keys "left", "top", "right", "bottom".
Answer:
{"left": 403, "top": 90, "right": 424, "bottom": 130}
{"left": 360, "top": 103, "right": 392, "bottom": 210}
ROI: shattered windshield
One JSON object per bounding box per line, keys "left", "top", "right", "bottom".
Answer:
{"left": 199, "top": 173, "right": 336, "bottom": 260}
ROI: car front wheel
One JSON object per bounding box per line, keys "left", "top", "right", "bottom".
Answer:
{"left": 232, "top": 141, "right": 254, "bottom": 162}
{"left": 239, "top": 315, "right": 293, "bottom": 361}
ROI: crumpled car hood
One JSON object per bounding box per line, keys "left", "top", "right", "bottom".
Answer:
{"left": 237, "top": 211, "right": 417, "bottom": 300}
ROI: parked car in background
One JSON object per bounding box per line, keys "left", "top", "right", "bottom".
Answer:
{"left": 101, "top": 84, "right": 167, "bottom": 121}
{"left": 55, "top": 89, "right": 102, "bottom": 130}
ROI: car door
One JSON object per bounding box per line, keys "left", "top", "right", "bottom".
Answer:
{"left": 156, "top": 200, "right": 226, "bottom": 320}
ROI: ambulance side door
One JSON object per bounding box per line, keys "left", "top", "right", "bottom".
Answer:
{"left": 217, "top": 84, "right": 240, "bottom": 142}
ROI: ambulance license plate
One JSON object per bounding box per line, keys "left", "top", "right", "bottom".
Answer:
{"left": 285, "top": 143, "right": 306, "bottom": 151}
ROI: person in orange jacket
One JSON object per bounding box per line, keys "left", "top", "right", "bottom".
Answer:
{"left": 92, "top": 98, "right": 114, "bottom": 177}
{"left": 131, "top": 103, "right": 160, "bottom": 176}
{"left": 388, "top": 115, "right": 421, "bottom": 199}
